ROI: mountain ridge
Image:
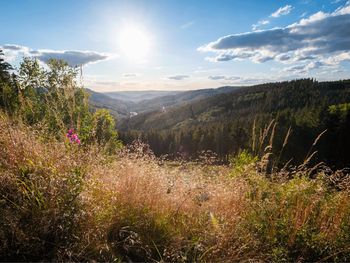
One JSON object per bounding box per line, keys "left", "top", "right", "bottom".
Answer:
{"left": 88, "top": 85, "right": 242, "bottom": 117}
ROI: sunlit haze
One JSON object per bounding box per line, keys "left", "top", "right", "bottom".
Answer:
{"left": 1, "top": 0, "right": 350, "bottom": 91}
{"left": 118, "top": 25, "right": 152, "bottom": 59}
{"left": 1, "top": 2, "right": 350, "bottom": 261}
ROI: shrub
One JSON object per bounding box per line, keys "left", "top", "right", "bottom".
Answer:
{"left": 91, "top": 109, "right": 122, "bottom": 154}
{"left": 229, "top": 150, "right": 258, "bottom": 177}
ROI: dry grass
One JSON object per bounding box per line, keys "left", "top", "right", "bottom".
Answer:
{"left": 1, "top": 113, "right": 350, "bottom": 262}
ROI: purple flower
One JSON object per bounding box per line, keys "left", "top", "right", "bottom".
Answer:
{"left": 66, "top": 129, "right": 81, "bottom": 145}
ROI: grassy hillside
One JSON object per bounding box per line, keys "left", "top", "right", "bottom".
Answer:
{"left": 1, "top": 113, "right": 350, "bottom": 262}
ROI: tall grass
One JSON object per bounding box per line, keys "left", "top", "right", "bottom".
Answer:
{"left": 1, "top": 112, "right": 350, "bottom": 262}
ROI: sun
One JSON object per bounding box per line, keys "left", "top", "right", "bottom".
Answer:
{"left": 118, "top": 25, "right": 151, "bottom": 59}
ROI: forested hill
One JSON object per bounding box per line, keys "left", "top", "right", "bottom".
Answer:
{"left": 104, "top": 90, "right": 182, "bottom": 102}
{"left": 120, "top": 79, "right": 350, "bottom": 131}
{"left": 88, "top": 86, "right": 240, "bottom": 118}
{"left": 87, "top": 88, "right": 134, "bottom": 118}
{"left": 129, "top": 86, "right": 239, "bottom": 113}
{"left": 119, "top": 79, "right": 350, "bottom": 168}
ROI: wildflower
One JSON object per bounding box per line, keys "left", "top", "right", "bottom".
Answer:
{"left": 66, "top": 129, "right": 73, "bottom": 138}
{"left": 66, "top": 129, "right": 81, "bottom": 145}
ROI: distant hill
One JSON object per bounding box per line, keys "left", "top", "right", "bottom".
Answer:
{"left": 104, "top": 90, "right": 183, "bottom": 102}
{"left": 131, "top": 86, "right": 240, "bottom": 113}
{"left": 88, "top": 86, "right": 241, "bottom": 117}
{"left": 119, "top": 79, "right": 350, "bottom": 167}
{"left": 119, "top": 80, "right": 350, "bottom": 131}
{"left": 87, "top": 89, "right": 135, "bottom": 118}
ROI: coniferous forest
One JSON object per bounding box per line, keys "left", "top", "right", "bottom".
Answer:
{"left": 120, "top": 79, "right": 350, "bottom": 168}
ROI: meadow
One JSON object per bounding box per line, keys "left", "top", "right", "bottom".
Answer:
{"left": 1, "top": 112, "right": 350, "bottom": 262}
{"left": 1, "top": 56, "right": 350, "bottom": 262}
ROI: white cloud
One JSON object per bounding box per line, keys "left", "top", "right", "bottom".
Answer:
{"left": 181, "top": 21, "right": 195, "bottom": 29}
{"left": 2, "top": 44, "right": 28, "bottom": 51}
{"left": 208, "top": 75, "right": 277, "bottom": 85}
{"left": 1, "top": 44, "right": 30, "bottom": 62}
{"left": 36, "top": 50, "right": 110, "bottom": 66}
{"left": 167, "top": 75, "right": 190, "bottom": 80}
{"left": 208, "top": 75, "right": 240, "bottom": 81}
{"left": 122, "top": 73, "right": 139, "bottom": 78}
{"left": 282, "top": 61, "right": 327, "bottom": 74}
{"left": 199, "top": 2, "right": 350, "bottom": 75}
{"left": 208, "top": 75, "right": 226, "bottom": 80}
{"left": 1, "top": 44, "right": 113, "bottom": 66}
{"left": 251, "top": 5, "right": 293, "bottom": 35}
{"left": 300, "top": 12, "right": 308, "bottom": 18}
{"left": 252, "top": 20, "right": 270, "bottom": 30}
{"left": 271, "top": 5, "right": 294, "bottom": 18}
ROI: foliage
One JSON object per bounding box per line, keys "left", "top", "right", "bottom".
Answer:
{"left": 0, "top": 49, "right": 18, "bottom": 113}
{"left": 92, "top": 109, "right": 122, "bottom": 153}
{"left": 0, "top": 50, "right": 12, "bottom": 82}
{"left": 0, "top": 53, "right": 121, "bottom": 152}
{"left": 230, "top": 150, "right": 258, "bottom": 177}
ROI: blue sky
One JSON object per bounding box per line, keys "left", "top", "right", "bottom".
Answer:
{"left": 1, "top": 0, "right": 350, "bottom": 91}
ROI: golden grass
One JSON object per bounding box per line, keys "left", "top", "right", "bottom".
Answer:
{"left": 1, "top": 112, "right": 350, "bottom": 262}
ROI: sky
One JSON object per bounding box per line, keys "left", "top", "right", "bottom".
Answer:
{"left": 1, "top": 0, "right": 350, "bottom": 91}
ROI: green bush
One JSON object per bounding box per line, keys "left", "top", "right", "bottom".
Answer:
{"left": 92, "top": 109, "right": 122, "bottom": 154}
{"left": 229, "top": 150, "right": 258, "bottom": 177}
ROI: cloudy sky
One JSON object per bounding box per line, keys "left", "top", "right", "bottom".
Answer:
{"left": 1, "top": 0, "right": 349, "bottom": 91}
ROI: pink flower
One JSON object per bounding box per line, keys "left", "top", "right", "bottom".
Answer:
{"left": 66, "top": 129, "right": 81, "bottom": 145}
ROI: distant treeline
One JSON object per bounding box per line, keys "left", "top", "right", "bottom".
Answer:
{"left": 120, "top": 79, "right": 350, "bottom": 168}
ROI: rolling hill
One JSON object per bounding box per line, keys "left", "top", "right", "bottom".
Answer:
{"left": 118, "top": 79, "right": 350, "bottom": 167}
{"left": 104, "top": 90, "right": 182, "bottom": 102}
{"left": 129, "top": 86, "right": 240, "bottom": 113}
{"left": 119, "top": 79, "right": 350, "bottom": 131}
{"left": 88, "top": 86, "right": 241, "bottom": 117}
{"left": 87, "top": 89, "right": 135, "bottom": 118}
